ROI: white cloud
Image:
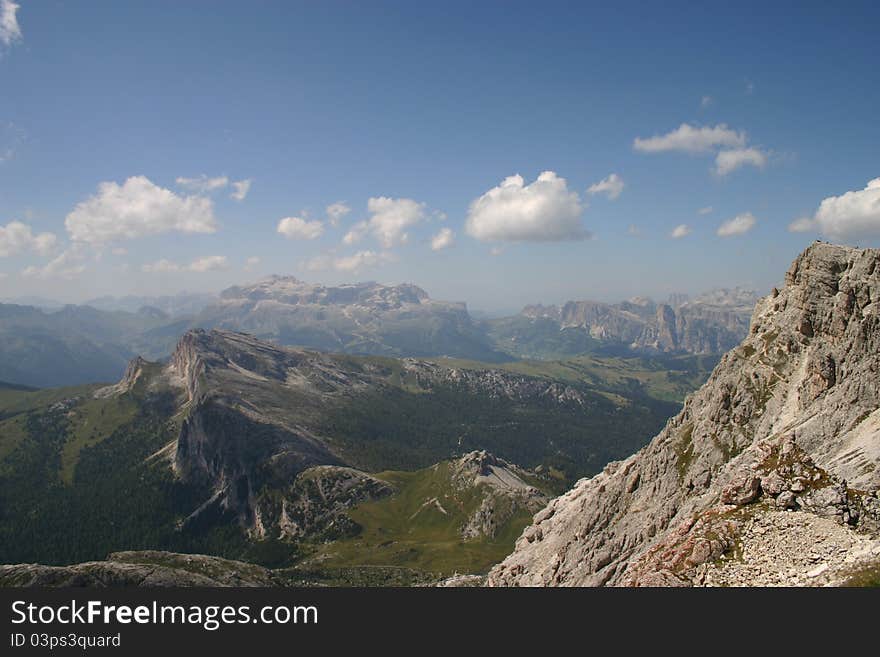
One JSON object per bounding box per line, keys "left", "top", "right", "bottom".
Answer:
{"left": 21, "top": 248, "right": 86, "bottom": 280}
{"left": 364, "top": 197, "right": 427, "bottom": 248}
{"left": 244, "top": 256, "right": 261, "bottom": 271}
{"left": 343, "top": 221, "right": 368, "bottom": 245}
{"left": 277, "top": 216, "right": 324, "bottom": 240}
{"left": 0, "top": 221, "right": 57, "bottom": 257}
{"left": 188, "top": 255, "right": 229, "bottom": 272}
{"left": 142, "top": 255, "right": 229, "bottom": 273}
{"left": 698, "top": 206, "right": 714, "bottom": 215}
{"left": 714, "top": 147, "right": 768, "bottom": 176}
{"left": 1, "top": 0, "right": 22, "bottom": 48}
{"left": 335, "top": 250, "right": 392, "bottom": 272}
{"left": 465, "top": 171, "right": 588, "bottom": 243}
{"left": 326, "top": 201, "right": 351, "bottom": 227}
{"left": 670, "top": 224, "right": 692, "bottom": 239}
{"left": 586, "top": 173, "right": 624, "bottom": 200}
{"left": 792, "top": 178, "right": 880, "bottom": 240}
{"left": 700, "top": 96, "right": 713, "bottom": 109}
{"left": 633, "top": 123, "right": 745, "bottom": 154}
{"left": 230, "top": 179, "right": 251, "bottom": 201}
{"left": 430, "top": 227, "right": 454, "bottom": 251}
{"left": 717, "top": 212, "right": 757, "bottom": 237}
{"left": 305, "top": 250, "right": 393, "bottom": 273}
{"left": 65, "top": 176, "right": 217, "bottom": 243}
{"left": 787, "top": 217, "right": 816, "bottom": 233}
{"left": 176, "top": 175, "right": 229, "bottom": 193}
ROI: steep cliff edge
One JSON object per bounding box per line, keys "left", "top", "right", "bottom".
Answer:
{"left": 489, "top": 243, "right": 880, "bottom": 586}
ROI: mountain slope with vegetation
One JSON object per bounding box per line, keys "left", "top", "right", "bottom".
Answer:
{"left": 0, "top": 329, "right": 704, "bottom": 578}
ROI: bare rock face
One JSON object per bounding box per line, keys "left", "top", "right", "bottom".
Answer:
{"left": 489, "top": 243, "right": 880, "bottom": 586}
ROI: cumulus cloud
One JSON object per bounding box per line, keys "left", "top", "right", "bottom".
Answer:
{"left": 335, "top": 250, "right": 393, "bottom": 272}
{"left": 1, "top": 0, "right": 22, "bottom": 48}
{"left": 0, "top": 221, "right": 57, "bottom": 257}
{"left": 587, "top": 173, "right": 624, "bottom": 200}
{"left": 363, "top": 197, "right": 427, "bottom": 248}
{"left": 635, "top": 123, "right": 769, "bottom": 177}
{"left": 670, "top": 224, "right": 692, "bottom": 239}
{"left": 176, "top": 175, "right": 229, "bottom": 193}
{"left": 21, "top": 248, "right": 86, "bottom": 280}
{"left": 714, "top": 147, "right": 768, "bottom": 176}
{"left": 790, "top": 178, "right": 880, "bottom": 240}
{"left": 465, "top": 171, "right": 588, "bottom": 243}
{"left": 142, "top": 255, "right": 229, "bottom": 273}
{"left": 230, "top": 179, "right": 251, "bottom": 201}
{"left": 698, "top": 206, "right": 714, "bottom": 215}
{"left": 305, "top": 250, "right": 393, "bottom": 273}
{"left": 277, "top": 216, "right": 324, "bottom": 240}
{"left": 65, "top": 176, "right": 217, "bottom": 243}
{"left": 717, "top": 212, "right": 757, "bottom": 237}
{"left": 430, "top": 227, "right": 454, "bottom": 251}
{"left": 700, "top": 96, "right": 713, "bottom": 109}
{"left": 343, "top": 221, "right": 368, "bottom": 246}
{"left": 326, "top": 201, "right": 351, "bottom": 227}
{"left": 633, "top": 123, "right": 745, "bottom": 154}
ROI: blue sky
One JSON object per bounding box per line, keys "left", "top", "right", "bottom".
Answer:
{"left": 1, "top": 1, "right": 878, "bottom": 311}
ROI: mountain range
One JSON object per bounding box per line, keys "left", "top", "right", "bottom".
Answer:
{"left": 0, "top": 277, "right": 756, "bottom": 389}
{"left": 0, "top": 326, "right": 699, "bottom": 581}
{"left": 1, "top": 242, "right": 878, "bottom": 587}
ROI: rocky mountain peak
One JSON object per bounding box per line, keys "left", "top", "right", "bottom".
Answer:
{"left": 489, "top": 242, "right": 880, "bottom": 587}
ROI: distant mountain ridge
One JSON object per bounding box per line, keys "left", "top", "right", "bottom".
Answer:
{"left": 188, "top": 276, "right": 507, "bottom": 362}
{"left": 0, "top": 278, "right": 759, "bottom": 388}
{"left": 492, "top": 287, "right": 757, "bottom": 358}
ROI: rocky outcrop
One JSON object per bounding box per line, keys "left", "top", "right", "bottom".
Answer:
{"left": 273, "top": 466, "right": 394, "bottom": 541}
{"left": 0, "top": 551, "right": 276, "bottom": 587}
{"left": 402, "top": 361, "right": 589, "bottom": 406}
{"left": 489, "top": 243, "right": 880, "bottom": 587}
{"left": 451, "top": 451, "right": 548, "bottom": 540}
